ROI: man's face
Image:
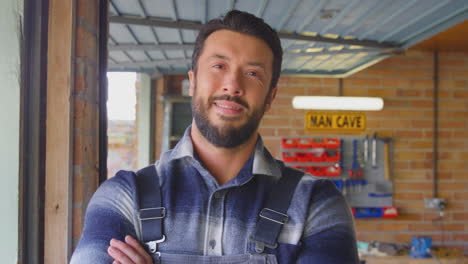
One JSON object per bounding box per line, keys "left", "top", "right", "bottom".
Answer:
{"left": 189, "top": 30, "right": 277, "bottom": 148}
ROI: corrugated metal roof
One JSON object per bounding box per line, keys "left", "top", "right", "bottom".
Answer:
{"left": 108, "top": 0, "right": 468, "bottom": 77}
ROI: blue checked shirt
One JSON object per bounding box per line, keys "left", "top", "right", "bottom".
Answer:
{"left": 70, "top": 127, "right": 359, "bottom": 263}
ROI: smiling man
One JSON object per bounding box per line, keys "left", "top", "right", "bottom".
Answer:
{"left": 70, "top": 10, "right": 359, "bottom": 264}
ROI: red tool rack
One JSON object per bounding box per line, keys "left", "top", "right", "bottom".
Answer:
{"left": 281, "top": 138, "right": 342, "bottom": 177}
{"left": 281, "top": 136, "right": 397, "bottom": 219}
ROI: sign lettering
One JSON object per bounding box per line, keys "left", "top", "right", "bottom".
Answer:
{"left": 305, "top": 111, "right": 366, "bottom": 132}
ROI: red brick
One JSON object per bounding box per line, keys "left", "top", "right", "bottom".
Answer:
{"left": 410, "top": 100, "right": 433, "bottom": 108}
{"left": 397, "top": 89, "right": 423, "bottom": 97}
{"left": 77, "top": 0, "right": 98, "bottom": 26}
{"left": 384, "top": 99, "right": 410, "bottom": 108}
{"left": 439, "top": 182, "right": 468, "bottom": 191}
{"left": 394, "top": 192, "right": 424, "bottom": 200}
{"left": 439, "top": 120, "right": 466, "bottom": 129}
{"left": 395, "top": 151, "right": 426, "bottom": 160}
{"left": 378, "top": 223, "right": 408, "bottom": 231}
{"left": 410, "top": 79, "right": 433, "bottom": 89}
{"left": 76, "top": 26, "right": 98, "bottom": 60}
{"left": 454, "top": 90, "right": 468, "bottom": 98}
{"left": 342, "top": 87, "right": 369, "bottom": 96}
{"left": 454, "top": 192, "right": 468, "bottom": 200}
{"left": 381, "top": 79, "right": 411, "bottom": 88}
{"left": 453, "top": 213, "right": 468, "bottom": 221}
{"left": 425, "top": 89, "right": 452, "bottom": 98}
{"left": 394, "top": 182, "right": 433, "bottom": 192}
{"left": 395, "top": 130, "right": 424, "bottom": 138}
{"left": 394, "top": 200, "right": 426, "bottom": 211}
{"left": 394, "top": 212, "right": 422, "bottom": 221}
{"left": 368, "top": 88, "right": 396, "bottom": 97}
{"left": 440, "top": 57, "right": 466, "bottom": 67}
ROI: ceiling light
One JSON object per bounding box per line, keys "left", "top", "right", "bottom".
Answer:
{"left": 292, "top": 96, "right": 384, "bottom": 111}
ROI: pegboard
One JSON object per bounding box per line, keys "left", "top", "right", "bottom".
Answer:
{"left": 281, "top": 135, "right": 394, "bottom": 209}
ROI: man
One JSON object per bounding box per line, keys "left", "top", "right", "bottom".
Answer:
{"left": 70, "top": 10, "right": 358, "bottom": 264}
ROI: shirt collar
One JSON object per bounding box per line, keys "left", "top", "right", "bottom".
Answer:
{"left": 168, "top": 126, "right": 282, "bottom": 179}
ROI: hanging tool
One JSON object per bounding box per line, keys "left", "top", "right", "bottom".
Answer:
{"left": 363, "top": 135, "right": 369, "bottom": 164}
{"left": 371, "top": 133, "right": 378, "bottom": 168}
{"left": 349, "top": 139, "right": 363, "bottom": 192}
{"left": 382, "top": 137, "right": 392, "bottom": 181}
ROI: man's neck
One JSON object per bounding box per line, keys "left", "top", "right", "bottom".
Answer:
{"left": 190, "top": 123, "right": 258, "bottom": 185}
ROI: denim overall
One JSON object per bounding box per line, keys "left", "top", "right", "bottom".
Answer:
{"left": 136, "top": 165, "right": 303, "bottom": 264}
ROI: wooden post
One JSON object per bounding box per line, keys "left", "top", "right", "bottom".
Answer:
{"left": 45, "top": 0, "right": 75, "bottom": 262}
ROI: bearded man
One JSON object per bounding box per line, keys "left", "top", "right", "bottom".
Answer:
{"left": 70, "top": 10, "right": 359, "bottom": 264}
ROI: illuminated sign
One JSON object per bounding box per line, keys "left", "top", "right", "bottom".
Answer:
{"left": 305, "top": 111, "right": 366, "bottom": 132}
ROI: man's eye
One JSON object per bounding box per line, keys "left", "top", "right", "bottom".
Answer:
{"left": 247, "top": 71, "right": 257, "bottom": 76}
{"left": 213, "top": 64, "right": 224, "bottom": 69}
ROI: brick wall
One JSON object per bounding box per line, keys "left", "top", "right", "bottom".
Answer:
{"left": 259, "top": 50, "right": 468, "bottom": 254}
{"left": 153, "top": 50, "right": 467, "bottom": 253}
{"left": 71, "top": 0, "right": 103, "bottom": 251}
{"left": 107, "top": 120, "right": 137, "bottom": 178}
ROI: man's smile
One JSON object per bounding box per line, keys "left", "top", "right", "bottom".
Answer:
{"left": 213, "top": 100, "right": 245, "bottom": 116}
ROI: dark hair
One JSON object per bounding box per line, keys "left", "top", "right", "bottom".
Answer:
{"left": 191, "top": 10, "right": 283, "bottom": 90}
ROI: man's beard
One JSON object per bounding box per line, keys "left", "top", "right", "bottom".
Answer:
{"left": 191, "top": 84, "right": 268, "bottom": 148}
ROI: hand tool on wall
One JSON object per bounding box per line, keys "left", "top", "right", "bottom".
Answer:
{"left": 349, "top": 139, "right": 363, "bottom": 192}
{"left": 339, "top": 139, "right": 344, "bottom": 169}
{"left": 371, "top": 133, "right": 378, "bottom": 168}
{"left": 382, "top": 137, "right": 392, "bottom": 181}
{"left": 363, "top": 135, "right": 369, "bottom": 164}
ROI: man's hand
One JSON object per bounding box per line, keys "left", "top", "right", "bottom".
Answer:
{"left": 108, "top": 235, "right": 153, "bottom": 264}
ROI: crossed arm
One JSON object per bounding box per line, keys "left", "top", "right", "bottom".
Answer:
{"left": 108, "top": 236, "right": 152, "bottom": 264}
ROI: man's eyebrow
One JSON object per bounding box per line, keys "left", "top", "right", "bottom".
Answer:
{"left": 247, "top": 61, "right": 267, "bottom": 70}
{"left": 208, "top": 54, "right": 267, "bottom": 71}
{"left": 208, "top": 54, "right": 230, "bottom": 61}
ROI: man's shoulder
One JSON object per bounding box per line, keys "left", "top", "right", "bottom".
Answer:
{"left": 90, "top": 169, "right": 139, "bottom": 205}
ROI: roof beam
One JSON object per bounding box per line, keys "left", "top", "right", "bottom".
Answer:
{"left": 109, "top": 15, "right": 401, "bottom": 49}
{"left": 108, "top": 58, "right": 191, "bottom": 68}
{"left": 109, "top": 43, "right": 194, "bottom": 51}
{"left": 277, "top": 32, "right": 399, "bottom": 49}
{"left": 108, "top": 44, "right": 400, "bottom": 56}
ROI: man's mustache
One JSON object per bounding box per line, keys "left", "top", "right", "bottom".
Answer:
{"left": 210, "top": 94, "right": 249, "bottom": 109}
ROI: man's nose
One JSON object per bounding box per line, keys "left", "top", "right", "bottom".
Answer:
{"left": 222, "top": 70, "right": 244, "bottom": 96}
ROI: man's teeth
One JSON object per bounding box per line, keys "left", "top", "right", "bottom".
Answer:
{"left": 215, "top": 102, "right": 240, "bottom": 110}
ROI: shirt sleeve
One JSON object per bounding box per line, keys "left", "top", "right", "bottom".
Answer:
{"left": 70, "top": 171, "right": 139, "bottom": 264}
{"left": 296, "top": 179, "right": 359, "bottom": 264}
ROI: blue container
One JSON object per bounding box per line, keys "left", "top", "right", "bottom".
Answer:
{"left": 354, "top": 207, "right": 383, "bottom": 218}
{"left": 410, "top": 237, "right": 432, "bottom": 258}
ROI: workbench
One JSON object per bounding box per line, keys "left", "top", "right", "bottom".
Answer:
{"left": 361, "top": 256, "right": 468, "bottom": 264}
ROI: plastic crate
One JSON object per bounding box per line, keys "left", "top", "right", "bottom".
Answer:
{"left": 282, "top": 138, "right": 297, "bottom": 149}
{"left": 354, "top": 207, "right": 383, "bottom": 218}
{"left": 325, "top": 165, "right": 342, "bottom": 177}
{"left": 296, "top": 152, "right": 312, "bottom": 162}
{"left": 282, "top": 152, "right": 296, "bottom": 162}
{"left": 310, "top": 151, "right": 326, "bottom": 162}
{"left": 324, "top": 138, "right": 341, "bottom": 149}
{"left": 309, "top": 166, "right": 325, "bottom": 177}
{"left": 382, "top": 207, "right": 398, "bottom": 218}
{"left": 297, "top": 138, "right": 312, "bottom": 148}
{"left": 325, "top": 151, "right": 341, "bottom": 162}
{"left": 310, "top": 138, "right": 325, "bottom": 148}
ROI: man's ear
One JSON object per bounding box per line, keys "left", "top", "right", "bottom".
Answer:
{"left": 265, "top": 86, "right": 277, "bottom": 112}
{"left": 188, "top": 70, "right": 195, "bottom": 96}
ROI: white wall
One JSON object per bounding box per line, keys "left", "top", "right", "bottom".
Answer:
{"left": 0, "top": 0, "right": 22, "bottom": 262}
{"left": 137, "top": 73, "right": 152, "bottom": 168}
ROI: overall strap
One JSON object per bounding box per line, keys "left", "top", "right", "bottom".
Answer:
{"left": 136, "top": 165, "right": 166, "bottom": 254}
{"left": 250, "top": 165, "right": 304, "bottom": 253}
